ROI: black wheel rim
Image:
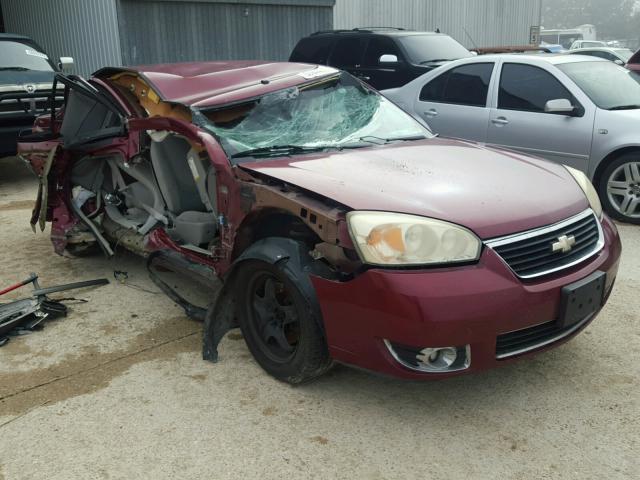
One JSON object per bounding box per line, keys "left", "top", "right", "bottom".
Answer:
{"left": 246, "top": 271, "right": 301, "bottom": 363}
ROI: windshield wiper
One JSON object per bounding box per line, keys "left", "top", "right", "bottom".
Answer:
{"left": 419, "top": 59, "right": 454, "bottom": 64}
{"left": 0, "top": 66, "right": 31, "bottom": 71}
{"left": 609, "top": 105, "right": 640, "bottom": 111}
{"left": 357, "top": 135, "right": 426, "bottom": 145}
{"left": 231, "top": 144, "right": 334, "bottom": 159}
{"left": 231, "top": 136, "right": 427, "bottom": 159}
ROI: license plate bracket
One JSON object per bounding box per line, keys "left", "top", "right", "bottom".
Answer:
{"left": 558, "top": 271, "right": 606, "bottom": 328}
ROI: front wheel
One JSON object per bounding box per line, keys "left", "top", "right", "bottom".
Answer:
{"left": 598, "top": 153, "right": 640, "bottom": 224}
{"left": 235, "top": 260, "right": 332, "bottom": 384}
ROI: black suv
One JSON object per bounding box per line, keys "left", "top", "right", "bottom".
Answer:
{"left": 289, "top": 28, "right": 472, "bottom": 90}
{"left": 0, "top": 34, "right": 73, "bottom": 157}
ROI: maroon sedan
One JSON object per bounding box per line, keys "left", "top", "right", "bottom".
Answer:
{"left": 17, "top": 62, "right": 621, "bottom": 383}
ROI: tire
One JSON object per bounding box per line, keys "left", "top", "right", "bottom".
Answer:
{"left": 235, "top": 259, "right": 332, "bottom": 384}
{"left": 597, "top": 153, "right": 640, "bottom": 225}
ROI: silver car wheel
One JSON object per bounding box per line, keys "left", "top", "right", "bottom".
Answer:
{"left": 606, "top": 161, "right": 640, "bottom": 219}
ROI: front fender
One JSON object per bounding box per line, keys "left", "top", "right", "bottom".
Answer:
{"left": 202, "top": 237, "right": 333, "bottom": 362}
{"left": 591, "top": 109, "right": 640, "bottom": 178}
{"left": 591, "top": 142, "right": 640, "bottom": 177}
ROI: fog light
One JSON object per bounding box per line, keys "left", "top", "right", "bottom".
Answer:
{"left": 384, "top": 340, "right": 471, "bottom": 373}
{"left": 416, "top": 347, "right": 457, "bottom": 369}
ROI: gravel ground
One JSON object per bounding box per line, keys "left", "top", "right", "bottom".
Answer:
{"left": 0, "top": 156, "right": 638, "bottom": 480}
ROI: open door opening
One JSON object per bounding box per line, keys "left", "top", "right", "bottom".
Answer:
{"left": 67, "top": 129, "right": 219, "bottom": 257}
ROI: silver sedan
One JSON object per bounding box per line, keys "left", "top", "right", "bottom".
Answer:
{"left": 567, "top": 47, "right": 634, "bottom": 65}
{"left": 383, "top": 54, "right": 640, "bottom": 224}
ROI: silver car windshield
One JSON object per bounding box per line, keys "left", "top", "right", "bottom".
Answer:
{"left": 199, "top": 73, "right": 431, "bottom": 160}
{"left": 614, "top": 49, "right": 634, "bottom": 62}
{"left": 558, "top": 61, "right": 640, "bottom": 110}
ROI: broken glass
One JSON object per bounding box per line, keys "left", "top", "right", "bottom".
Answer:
{"left": 197, "top": 73, "right": 429, "bottom": 160}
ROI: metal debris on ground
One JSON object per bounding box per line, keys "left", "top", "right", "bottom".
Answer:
{"left": 113, "top": 269, "right": 162, "bottom": 295}
{"left": 0, "top": 273, "right": 109, "bottom": 346}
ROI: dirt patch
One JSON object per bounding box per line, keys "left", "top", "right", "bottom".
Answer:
{"left": 0, "top": 200, "right": 35, "bottom": 211}
{"left": 99, "top": 324, "right": 121, "bottom": 336}
{"left": 0, "top": 338, "right": 41, "bottom": 357}
{"left": 262, "top": 406, "right": 277, "bottom": 416}
{"left": 227, "top": 332, "right": 243, "bottom": 341}
{"left": 310, "top": 436, "right": 329, "bottom": 445}
{"left": 0, "top": 316, "right": 201, "bottom": 416}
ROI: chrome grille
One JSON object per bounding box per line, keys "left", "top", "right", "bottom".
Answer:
{"left": 0, "top": 94, "right": 63, "bottom": 116}
{"left": 486, "top": 210, "right": 604, "bottom": 279}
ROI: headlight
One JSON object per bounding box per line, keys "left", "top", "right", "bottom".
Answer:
{"left": 346, "top": 211, "right": 481, "bottom": 266}
{"left": 564, "top": 166, "right": 603, "bottom": 219}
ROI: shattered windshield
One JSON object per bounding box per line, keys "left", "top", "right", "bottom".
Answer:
{"left": 197, "top": 73, "right": 431, "bottom": 161}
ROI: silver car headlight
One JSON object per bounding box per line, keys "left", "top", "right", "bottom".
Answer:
{"left": 347, "top": 211, "right": 481, "bottom": 266}
{"left": 564, "top": 166, "right": 603, "bottom": 219}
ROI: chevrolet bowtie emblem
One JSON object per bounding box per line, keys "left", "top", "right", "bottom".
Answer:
{"left": 552, "top": 234, "right": 576, "bottom": 253}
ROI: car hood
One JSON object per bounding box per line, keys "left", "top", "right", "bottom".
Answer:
{"left": 241, "top": 138, "right": 589, "bottom": 239}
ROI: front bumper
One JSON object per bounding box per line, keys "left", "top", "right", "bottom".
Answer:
{"left": 311, "top": 216, "right": 621, "bottom": 380}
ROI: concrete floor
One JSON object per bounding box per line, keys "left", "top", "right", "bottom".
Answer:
{"left": 0, "top": 156, "right": 638, "bottom": 480}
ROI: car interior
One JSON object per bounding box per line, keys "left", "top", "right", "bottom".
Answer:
{"left": 62, "top": 82, "right": 219, "bottom": 254}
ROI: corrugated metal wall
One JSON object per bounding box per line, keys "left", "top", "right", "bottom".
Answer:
{"left": 1, "top": 0, "right": 542, "bottom": 75}
{"left": 334, "top": 0, "right": 542, "bottom": 48}
{"left": 0, "top": 0, "right": 122, "bottom": 76}
{"left": 117, "top": 0, "right": 334, "bottom": 65}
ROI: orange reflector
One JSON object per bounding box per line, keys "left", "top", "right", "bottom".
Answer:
{"left": 367, "top": 226, "right": 405, "bottom": 252}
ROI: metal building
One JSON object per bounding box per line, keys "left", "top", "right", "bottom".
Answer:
{"left": 334, "top": 0, "right": 542, "bottom": 49}
{"left": 1, "top": 0, "right": 541, "bottom": 77}
{"left": 0, "top": 0, "right": 122, "bottom": 76}
{"left": 0, "top": 0, "right": 335, "bottom": 76}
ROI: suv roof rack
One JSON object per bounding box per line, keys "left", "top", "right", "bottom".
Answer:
{"left": 311, "top": 27, "right": 407, "bottom": 36}
{"left": 353, "top": 27, "right": 406, "bottom": 31}
{"left": 311, "top": 29, "right": 358, "bottom": 36}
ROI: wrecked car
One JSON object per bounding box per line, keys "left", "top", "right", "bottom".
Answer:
{"left": 17, "top": 61, "right": 621, "bottom": 383}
